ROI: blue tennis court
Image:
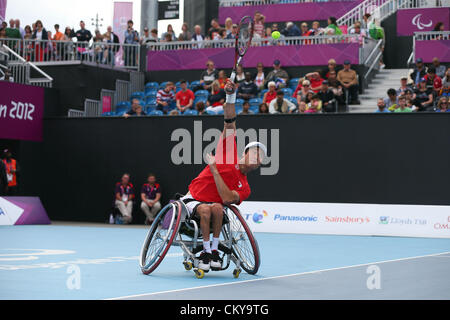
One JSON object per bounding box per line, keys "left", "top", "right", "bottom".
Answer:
{"left": 1, "top": 223, "right": 449, "bottom": 300}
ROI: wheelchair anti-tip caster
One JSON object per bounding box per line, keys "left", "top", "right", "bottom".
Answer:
{"left": 183, "top": 261, "right": 193, "bottom": 271}
{"left": 233, "top": 268, "right": 241, "bottom": 278}
{"left": 194, "top": 268, "right": 205, "bottom": 279}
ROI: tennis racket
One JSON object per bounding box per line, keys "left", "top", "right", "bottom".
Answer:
{"left": 226, "top": 15, "right": 254, "bottom": 93}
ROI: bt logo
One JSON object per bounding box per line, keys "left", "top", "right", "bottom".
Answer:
{"left": 252, "top": 210, "right": 268, "bottom": 224}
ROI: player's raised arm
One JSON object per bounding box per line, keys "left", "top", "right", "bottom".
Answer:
{"left": 223, "top": 79, "right": 237, "bottom": 136}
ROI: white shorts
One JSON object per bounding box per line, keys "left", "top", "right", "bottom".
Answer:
{"left": 180, "top": 194, "right": 220, "bottom": 218}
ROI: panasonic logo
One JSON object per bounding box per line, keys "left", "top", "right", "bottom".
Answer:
{"left": 273, "top": 214, "right": 317, "bottom": 222}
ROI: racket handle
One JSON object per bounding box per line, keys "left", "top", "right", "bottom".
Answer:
{"left": 229, "top": 71, "right": 236, "bottom": 83}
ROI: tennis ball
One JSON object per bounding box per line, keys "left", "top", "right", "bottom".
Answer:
{"left": 271, "top": 31, "right": 281, "bottom": 39}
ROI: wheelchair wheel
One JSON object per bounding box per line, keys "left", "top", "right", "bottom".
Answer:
{"left": 140, "top": 201, "right": 182, "bottom": 275}
{"left": 227, "top": 205, "right": 260, "bottom": 275}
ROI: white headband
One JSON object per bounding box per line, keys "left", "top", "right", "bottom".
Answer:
{"left": 244, "top": 142, "right": 267, "bottom": 157}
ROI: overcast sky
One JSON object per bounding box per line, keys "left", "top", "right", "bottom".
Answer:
{"left": 5, "top": 0, "right": 184, "bottom": 37}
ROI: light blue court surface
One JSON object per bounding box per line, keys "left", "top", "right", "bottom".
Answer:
{"left": 1, "top": 224, "right": 449, "bottom": 300}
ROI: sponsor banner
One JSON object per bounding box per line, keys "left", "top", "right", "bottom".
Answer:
{"left": 238, "top": 201, "right": 450, "bottom": 238}
{"left": 147, "top": 43, "right": 359, "bottom": 71}
{"left": 113, "top": 1, "right": 133, "bottom": 67}
{"left": 0, "top": 0, "right": 6, "bottom": 22}
{"left": 219, "top": 1, "right": 360, "bottom": 24}
{"left": 0, "top": 81, "right": 44, "bottom": 142}
{"left": 0, "top": 197, "right": 51, "bottom": 225}
{"left": 102, "top": 96, "right": 112, "bottom": 113}
{"left": 415, "top": 40, "right": 450, "bottom": 63}
{"left": 397, "top": 8, "right": 450, "bottom": 36}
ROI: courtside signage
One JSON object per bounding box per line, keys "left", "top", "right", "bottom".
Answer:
{"left": 238, "top": 201, "right": 450, "bottom": 238}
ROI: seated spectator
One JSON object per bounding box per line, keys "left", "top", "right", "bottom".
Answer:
{"left": 304, "top": 94, "right": 322, "bottom": 114}
{"left": 305, "top": 71, "right": 324, "bottom": 93}
{"left": 327, "top": 70, "right": 345, "bottom": 105}
{"left": 259, "top": 103, "right": 269, "bottom": 114}
{"left": 406, "top": 98, "right": 416, "bottom": 111}
{"left": 414, "top": 78, "right": 434, "bottom": 111}
{"left": 217, "top": 70, "right": 228, "bottom": 89}
{"left": 198, "top": 60, "right": 218, "bottom": 91}
{"left": 282, "top": 22, "right": 301, "bottom": 37}
{"left": 224, "top": 17, "right": 233, "bottom": 37}
{"left": 404, "top": 89, "right": 420, "bottom": 111}
{"left": 424, "top": 67, "right": 443, "bottom": 96}
{"left": 270, "top": 23, "right": 285, "bottom": 45}
{"left": 161, "top": 24, "right": 177, "bottom": 41}
{"left": 300, "top": 22, "right": 309, "bottom": 36}
{"left": 296, "top": 79, "right": 313, "bottom": 107}
{"left": 337, "top": 60, "right": 360, "bottom": 104}
{"left": 226, "top": 24, "right": 238, "bottom": 40}
{"left": 156, "top": 82, "right": 175, "bottom": 114}
{"left": 176, "top": 80, "right": 194, "bottom": 113}
{"left": 196, "top": 101, "right": 206, "bottom": 115}
{"left": 133, "top": 105, "right": 146, "bottom": 117}
{"left": 442, "top": 84, "right": 450, "bottom": 98}
{"left": 263, "top": 81, "right": 278, "bottom": 104}
{"left": 206, "top": 80, "right": 226, "bottom": 114}
{"left": 114, "top": 173, "right": 135, "bottom": 224}
{"left": 432, "top": 57, "right": 446, "bottom": 79}
{"left": 321, "top": 59, "right": 339, "bottom": 79}
{"left": 207, "top": 18, "right": 221, "bottom": 40}
{"left": 235, "top": 64, "right": 245, "bottom": 84}
{"left": 254, "top": 62, "right": 265, "bottom": 90}
{"left": 394, "top": 96, "right": 412, "bottom": 113}
{"left": 325, "top": 16, "right": 343, "bottom": 36}
{"left": 308, "top": 21, "right": 323, "bottom": 36}
{"left": 238, "top": 72, "right": 258, "bottom": 102}
{"left": 443, "top": 68, "right": 450, "bottom": 88}
{"left": 240, "top": 102, "right": 253, "bottom": 115}
{"left": 410, "top": 58, "right": 427, "bottom": 86}
{"left": 140, "top": 173, "right": 161, "bottom": 225}
{"left": 397, "top": 77, "right": 412, "bottom": 96}
{"left": 264, "top": 59, "right": 289, "bottom": 88}
{"left": 435, "top": 97, "right": 449, "bottom": 112}
{"left": 169, "top": 109, "right": 179, "bottom": 116}
{"left": 318, "top": 80, "right": 336, "bottom": 113}
{"left": 192, "top": 25, "right": 205, "bottom": 47}
{"left": 178, "top": 23, "right": 191, "bottom": 41}
{"left": 384, "top": 88, "right": 398, "bottom": 111}
{"left": 269, "top": 91, "right": 296, "bottom": 114}
{"left": 123, "top": 98, "right": 141, "bottom": 118}
{"left": 375, "top": 98, "right": 390, "bottom": 113}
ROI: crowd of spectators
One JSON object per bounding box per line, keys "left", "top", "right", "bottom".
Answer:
{"left": 375, "top": 58, "right": 449, "bottom": 113}
{"left": 112, "top": 173, "right": 162, "bottom": 225}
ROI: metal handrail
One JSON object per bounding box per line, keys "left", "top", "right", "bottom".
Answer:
{"left": 414, "top": 31, "right": 450, "bottom": 41}
{"left": 364, "top": 50, "right": 383, "bottom": 79}
{"left": 363, "top": 39, "right": 382, "bottom": 65}
{"left": 219, "top": 0, "right": 354, "bottom": 6}
{"left": 2, "top": 44, "right": 53, "bottom": 85}
{"left": 147, "top": 34, "right": 361, "bottom": 51}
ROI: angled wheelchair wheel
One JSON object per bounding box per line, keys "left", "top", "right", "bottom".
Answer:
{"left": 227, "top": 205, "right": 261, "bottom": 275}
{"left": 140, "top": 201, "right": 182, "bottom": 275}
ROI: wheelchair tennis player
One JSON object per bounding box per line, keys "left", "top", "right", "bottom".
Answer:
{"left": 180, "top": 79, "right": 267, "bottom": 273}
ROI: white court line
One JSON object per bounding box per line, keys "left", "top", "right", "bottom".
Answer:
{"left": 106, "top": 250, "right": 450, "bottom": 300}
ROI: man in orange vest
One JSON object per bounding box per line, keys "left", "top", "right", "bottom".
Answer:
{"left": 2, "top": 149, "right": 20, "bottom": 196}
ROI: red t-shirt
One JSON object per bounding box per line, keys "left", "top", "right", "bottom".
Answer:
{"left": 176, "top": 89, "right": 195, "bottom": 107}
{"left": 188, "top": 133, "right": 251, "bottom": 205}
{"left": 309, "top": 78, "right": 323, "bottom": 93}
{"left": 264, "top": 90, "right": 277, "bottom": 104}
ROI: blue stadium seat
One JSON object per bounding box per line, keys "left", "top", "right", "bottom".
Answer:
{"left": 235, "top": 106, "right": 243, "bottom": 114}
{"left": 258, "top": 89, "right": 268, "bottom": 99}
{"left": 281, "top": 88, "right": 293, "bottom": 97}
{"left": 145, "top": 82, "right": 159, "bottom": 91}
{"left": 286, "top": 96, "right": 298, "bottom": 107}
{"left": 176, "top": 81, "right": 189, "bottom": 87}
{"left": 190, "top": 80, "right": 201, "bottom": 91}
{"left": 183, "top": 109, "right": 198, "bottom": 116}
{"left": 101, "top": 112, "right": 113, "bottom": 117}
{"left": 145, "top": 103, "right": 157, "bottom": 113}
{"left": 145, "top": 97, "right": 157, "bottom": 105}
{"left": 289, "top": 78, "right": 300, "bottom": 90}
{"left": 195, "top": 90, "right": 210, "bottom": 98}
{"left": 159, "top": 81, "right": 169, "bottom": 89}
{"left": 236, "top": 98, "right": 245, "bottom": 106}
{"left": 249, "top": 98, "right": 262, "bottom": 107}
{"left": 145, "top": 90, "right": 157, "bottom": 98}
{"left": 148, "top": 110, "right": 163, "bottom": 116}
{"left": 130, "top": 91, "right": 145, "bottom": 100}
{"left": 249, "top": 105, "right": 259, "bottom": 114}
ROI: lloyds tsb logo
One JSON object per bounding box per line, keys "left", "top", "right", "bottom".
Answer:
{"left": 170, "top": 121, "right": 280, "bottom": 175}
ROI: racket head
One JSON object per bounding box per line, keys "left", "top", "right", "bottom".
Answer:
{"left": 236, "top": 15, "right": 254, "bottom": 57}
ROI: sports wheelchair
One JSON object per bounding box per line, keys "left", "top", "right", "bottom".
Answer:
{"left": 139, "top": 197, "right": 260, "bottom": 279}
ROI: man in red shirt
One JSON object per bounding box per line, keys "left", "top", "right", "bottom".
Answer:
{"left": 180, "top": 80, "right": 267, "bottom": 273}
{"left": 305, "top": 71, "right": 324, "bottom": 93}
{"left": 175, "top": 80, "right": 195, "bottom": 113}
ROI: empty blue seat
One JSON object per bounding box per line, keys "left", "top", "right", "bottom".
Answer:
{"left": 249, "top": 98, "right": 262, "bottom": 104}
{"left": 286, "top": 96, "right": 298, "bottom": 106}
{"left": 145, "top": 97, "right": 157, "bottom": 105}
{"left": 145, "top": 90, "right": 157, "bottom": 98}
{"left": 145, "top": 82, "right": 159, "bottom": 91}
{"left": 289, "top": 78, "right": 300, "bottom": 90}
{"left": 236, "top": 98, "right": 245, "bottom": 106}
{"left": 183, "top": 109, "right": 198, "bottom": 116}
{"left": 130, "top": 91, "right": 145, "bottom": 100}
{"left": 235, "top": 106, "right": 243, "bottom": 114}
{"left": 249, "top": 105, "right": 259, "bottom": 113}
{"left": 159, "top": 81, "right": 169, "bottom": 89}
{"left": 148, "top": 110, "right": 163, "bottom": 116}
{"left": 195, "top": 90, "right": 209, "bottom": 98}
{"left": 281, "top": 88, "right": 293, "bottom": 97}
{"left": 258, "top": 89, "right": 268, "bottom": 99}
{"left": 190, "top": 80, "right": 201, "bottom": 91}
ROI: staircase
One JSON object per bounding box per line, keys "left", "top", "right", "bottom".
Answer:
{"left": 349, "top": 68, "right": 410, "bottom": 113}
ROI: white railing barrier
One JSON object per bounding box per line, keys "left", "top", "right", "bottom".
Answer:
{"left": 0, "top": 39, "right": 140, "bottom": 70}
{"left": 410, "top": 31, "right": 450, "bottom": 64}
{"left": 219, "top": 0, "right": 354, "bottom": 6}
{"left": 68, "top": 109, "right": 85, "bottom": 117}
